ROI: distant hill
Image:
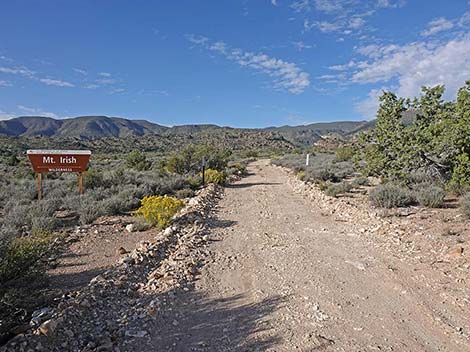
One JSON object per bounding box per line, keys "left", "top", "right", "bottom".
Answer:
{"left": 0, "top": 116, "right": 169, "bottom": 138}
{"left": 0, "top": 115, "right": 373, "bottom": 146}
{"left": 264, "top": 121, "right": 370, "bottom": 146}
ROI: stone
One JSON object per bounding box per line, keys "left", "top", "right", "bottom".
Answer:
{"left": 124, "top": 330, "right": 148, "bottom": 338}
{"left": 447, "top": 246, "right": 464, "bottom": 258}
{"left": 38, "top": 319, "right": 58, "bottom": 336}
{"left": 125, "top": 224, "right": 135, "bottom": 233}
{"left": 117, "top": 247, "right": 128, "bottom": 255}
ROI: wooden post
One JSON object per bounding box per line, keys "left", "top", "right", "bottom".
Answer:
{"left": 78, "top": 172, "right": 83, "bottom": 195}
{"left": 37, "top": 173, "right": 42, "bottom": 201}
{"left": 306, "top": 153, "right": 310, "bottom": 166}
{"left": 202, "top": 156, "right": 206, "bottom": 185}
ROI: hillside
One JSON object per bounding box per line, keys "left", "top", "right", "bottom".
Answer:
{"left": 0, "top": 115, "right": 370, "bottom": 146}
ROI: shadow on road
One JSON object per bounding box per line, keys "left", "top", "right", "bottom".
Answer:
{"left": 144, "top": 291, "right": 285, "bottom": 351}
{"left": 225, "top": 182, "right": 281, "bottom": 189}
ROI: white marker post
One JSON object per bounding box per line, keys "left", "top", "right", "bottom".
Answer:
{"left": 306, "top": 153, "right": 310, "bottom": 166}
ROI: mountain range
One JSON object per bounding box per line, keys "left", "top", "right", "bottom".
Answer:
{"left": 0, "top": 116, "right": 373, "bottom": 147}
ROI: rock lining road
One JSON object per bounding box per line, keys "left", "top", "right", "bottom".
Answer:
{"left": 142, "top": 159, "right": 470, "bottom": 351}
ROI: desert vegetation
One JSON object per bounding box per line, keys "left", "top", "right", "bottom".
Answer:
{"left": 274, "top": 81, "right": 470, "bottom": 215}
{"left": 0, "top": 142, "right": 254, "bottom": 340}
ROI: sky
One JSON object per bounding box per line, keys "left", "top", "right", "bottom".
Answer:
{"left": 0, "top": 0, "right": 469, "bottom": 128}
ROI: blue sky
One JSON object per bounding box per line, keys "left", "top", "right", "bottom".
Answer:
{"left": 0, "top": 1, "right": 469, "bottom": 127}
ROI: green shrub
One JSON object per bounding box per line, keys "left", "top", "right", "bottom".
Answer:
{"left": 126, "top": 150, "right": 151, "bottom": 171}
{"left": 0, "top": 231, "right": 56, "bottom": 283}
{"left": 311, "top": 169, "right": 338, "bottom": 182}
{"left": 134, "top": 196, "right": 184, "bottom": 229}
{"left": 415, "top": 184, "right": 446, "bottom": 208}
{"left": 325, "top": 182, "right": 353, "bottom": 197}
{"left": 229, "top": 162, "right": 247, "bottom": 176}
{"left": 79, "top": 198, "right": 103, "bottom": 225}
{"left": 296, "top": 170, "right": 306, "bottom": 181}
{"left": 204, "top": 169, "right": 226, "bottom": 185}
{"left": 335, "top": 146, "right": 355, "bottom": 162}
{"left": 460, "top": 193, "right": 470, "bottom": 218}
{"left": 187, "top": 176, "right": 202, "bottom": 190}
{"left": 369, "top": 184, "right": 415, "bottom": 208}
{"left": 316, "top": 180, "right": 328, "bottom": 191}
{"left": 82, "top": 169, "right": 105, "bottom": 189}
{"left": 352, "top": 177, "right": 369, "bottom": 187}
{"left": 165, "top": 145, "right": 230, "bottom": 174}
{"left": 175, "top": 188, "right": 194, "bottom": 199}
{"left": 5, "top": 155, "right": 20, "bottom": 166}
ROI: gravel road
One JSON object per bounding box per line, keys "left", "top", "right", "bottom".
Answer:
{"left": 142, "top": 160, "right": 469, "bottom": 351}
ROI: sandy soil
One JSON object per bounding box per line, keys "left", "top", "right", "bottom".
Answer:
{"left": 139, "top": 160, "right": 470, "bottom": 351}
{"left": 47, "top": 217, "right": 154, "bottom": 293}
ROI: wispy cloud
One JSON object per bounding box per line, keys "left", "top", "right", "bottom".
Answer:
{"left": 295, "top": 0, "right": 403, "bottom": 37}
{"left": 0, "top": 60, "right": 75, "bottom": 88}
{"left": 39, "top": 78, "right": 74, "bottom": 87}
{"left": 98, "top": 72, "right": 111, "bottom": 77}
{"left": 421, "top": 17, "right": 454, "bottom": 37}
{"left": 17, "top": 105, "right": 59, "bottom": 118}
{"left": 0, "top": 66, "right": 34, "bottom": 77}
{"left": 73, "top": 68, "right": 88, "bottom": 75}
{"left": 0, "top": 80, "right": 12, "bottom": 87}
{"left": 292, "top": 41, "right": 313, "bottom": 51}
{"left": 419, "top": 11, "right": 470, "bottom": 37}
{"left": 271, "top": 0, "right": 278, "bottom": 6}
{"left": 83, "top": 83, "right": 99, "bottom": 89}
{"left": 187, "top": 35, "right": 310, "bottom": 94}
{"left": 291, "top": 0, "right": 310, "bottom": 12}
{"left": 376, "top": 0, "right": 406, "bottom": 9}
{"left": 96, "top": 78, "right": 116, "bottom": 85}
{"left": 0, "top": 110, "right": 15, "bottom": 120}
{"left": 334, "top": 34, "right": 470, "bottom": 118}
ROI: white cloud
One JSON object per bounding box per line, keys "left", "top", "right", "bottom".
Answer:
{"left": 188, "top": 36, "right": 310, "bottom": 94}
{"left": 421, "top": 17, "right": 454, "bottom": 37}
{"left": 187, "top": 34, "right": 209, "bottom": 45}
{"left": 96, "top": 78, "right": 116, "bottom": 85}
{"left": 345, "top": 35, "right": 470, "bottom": 118}
{"left": 352, "top": 36, "right": 470, "bottom": 97}
{"left": 291, "top": 0, "right": 311, "bottom": 12}
{"left": 376, "top": 0, "right": 406, "bottom": 8}
{"left": 73, "top": 68, "right": 88, "bottom": 75}
{"left": 314, "top": 0, "right": 343, "bottom": 13}
{"left": 17, "top": 105, "right": 59, "bottom": 118}
{"left": 98, "top": 72, "right": 111, "bottom": 77}
{"left": 292, "top": 41, "right": 313, "bottom": 51}
{"left": 0, "top": 110, "right": 15, "bottom": 120}
{"left": 84, "top": 83, "right": 100, "bottom": 89}
{"left": 271, "top": 0, "right": 278, "bottom": 6}
{"left": 38, "top": 78, "right": 74, "bottom": 87}
{"left": 355, "top": 86, "right": 391, "bottom": 119}
{"left": 110, "top": 88, "right": 125, "bottom": 94}
{"left": 0, "top": 66, "right": 34, "bottom": 76}
{"left": 349, "top": 17, "right": 365, "bottom": 29}
{"left": 304, "top": 19, "right": 343, "bottom": 34}
{"left": 0, "top": 62, "right": 76, "bottom": 88}
{"left": 0, "top": 80, "right": 11, "bottom": 87}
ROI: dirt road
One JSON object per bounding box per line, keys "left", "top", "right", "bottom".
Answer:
{"left": 143, "top": 160, "right": 469, "bottom": 351}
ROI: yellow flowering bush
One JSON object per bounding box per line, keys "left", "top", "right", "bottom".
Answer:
{"left": 204, "top": 169, "right": 226, "bottom": 185}
{"left": 133, "top": 196, "right": 184, "bottom": 228}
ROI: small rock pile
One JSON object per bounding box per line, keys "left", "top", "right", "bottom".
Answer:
{"left": 2, "top": 184, "right": 221, "bottom": 352}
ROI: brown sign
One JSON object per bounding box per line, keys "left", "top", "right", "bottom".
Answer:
{"left": 27, "top": 150, "right": 91, "bottom": 173}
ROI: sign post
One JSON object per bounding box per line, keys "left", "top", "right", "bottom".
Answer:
{"left": 37, "top": 172, "right": 42, "bottom": 201}
{"left": 27, "top": 150, "right": 91, "bottom": 200}
{"left": 306, "top": 153, "right": 310, "bottom": 166}
{"left": 202, "top": 156, "right": 206, "bottom": 185}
